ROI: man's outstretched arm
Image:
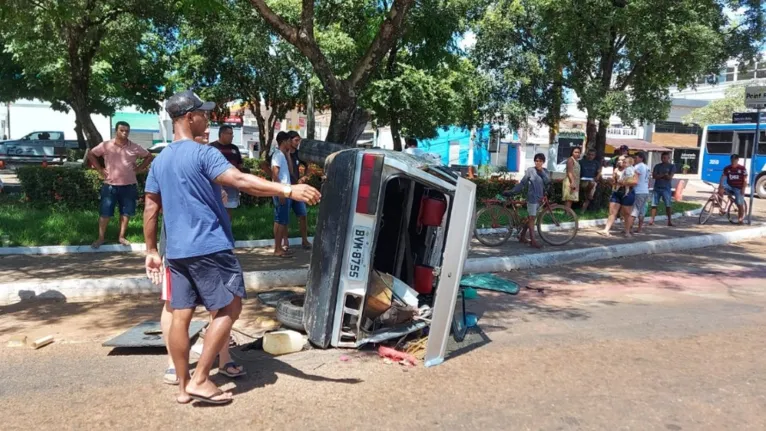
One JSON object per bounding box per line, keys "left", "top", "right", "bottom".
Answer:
{"left": 215, "top": 167, "right": 321, "bottom": 204}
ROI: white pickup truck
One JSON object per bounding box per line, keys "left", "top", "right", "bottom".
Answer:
{"left": 0, "top": 131, "right": 80, "bottom": 164}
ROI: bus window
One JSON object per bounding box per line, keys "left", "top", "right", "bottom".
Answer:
{"left": 759, "top": 131, "right": 766, "bottom": 155}
{"left": 706, "top": 131, "right": 733, "bottom": 154}
{"left": 736, "top": 133, "right": 755, "bottom": 158}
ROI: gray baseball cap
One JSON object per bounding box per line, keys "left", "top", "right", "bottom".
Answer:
{"left": 164, "top": 90, "right": 216, "bottom": 118}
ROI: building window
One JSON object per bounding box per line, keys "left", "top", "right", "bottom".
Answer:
{"left": 757, "top": 63, "right": 766, "bottom": 79}
{"left": 654, "top": 121, "right": 701, "bottom": 135}
{"left": 705, "top": 131, "right": 733, "bottom": 154}
{"left": 737, "top": 63, "right": 756, "bottom": 81}
{"left": 724, "top": 67, "right": 736, "bottom": 82}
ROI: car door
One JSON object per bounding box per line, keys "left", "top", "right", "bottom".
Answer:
{"left": 424, "top": 176, "right": 477, "bottom": 367}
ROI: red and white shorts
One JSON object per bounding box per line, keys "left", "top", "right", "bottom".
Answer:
{"left": 160, "top": 261, "right": 172, "bottom": 302}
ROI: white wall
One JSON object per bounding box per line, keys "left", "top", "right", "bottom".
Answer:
{"left": 8, "top": 99, "right": 110, "bottom": 140}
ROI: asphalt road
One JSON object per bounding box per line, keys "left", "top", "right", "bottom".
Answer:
{"left": 2, "top": 241, "right": 766, "bottom": 430}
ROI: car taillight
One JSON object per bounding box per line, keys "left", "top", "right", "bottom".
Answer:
{"left": 356, "top": 153, "right": 384, "bottom": 214}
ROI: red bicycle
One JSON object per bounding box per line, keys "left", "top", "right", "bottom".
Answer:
{"left": 698, "top": 182, "right": 748, "bottom": 225}
{"left": 473, "top": 196, "right": 579, "bottom": 246}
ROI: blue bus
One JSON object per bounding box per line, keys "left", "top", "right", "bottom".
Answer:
{"left": 700, "top": 123, "right": 766, "bottom": 199}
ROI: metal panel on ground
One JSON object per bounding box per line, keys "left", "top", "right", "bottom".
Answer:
{"left": 102, "top": 320, "right": 207, "bottom": 348}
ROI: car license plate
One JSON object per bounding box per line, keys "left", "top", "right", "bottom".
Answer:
{"left": 347, "top": 226, "right": 371, "bottom": 281}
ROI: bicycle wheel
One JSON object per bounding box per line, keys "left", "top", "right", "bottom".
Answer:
{"left": 698, "top": 199, "right": 714, "bottom": 225}
{"left": 474, "top": 205, "right": 514, "bottom": 246}
{"left": 727, "top": 200, "right": 748, "bottom": 224}
{"left": 537, "top": 204, "right": 579, "bottom": 246}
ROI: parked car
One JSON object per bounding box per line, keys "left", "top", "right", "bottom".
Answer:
{"left": 0, "top": 131, "right": 79, "bottom": 164}
{"left": 147, "top": 142, "right": 167, "bottom": 154}
{"left": 279, "top": 140, "right": 476, "bottom": 367}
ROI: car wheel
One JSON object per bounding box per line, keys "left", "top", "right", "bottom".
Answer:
{"left": 276, "top": 295, "right": 306, "bottom": 332}
{"left": 295, "top": 139, "right": 348, "bottom": 168}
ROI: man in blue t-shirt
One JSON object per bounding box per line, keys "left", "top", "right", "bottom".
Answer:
{"left": 144, "top": 90, "right": 320, "bottom": 405}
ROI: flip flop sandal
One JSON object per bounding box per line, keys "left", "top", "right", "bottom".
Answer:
{"left": 302, "top": 244, "right": 312, "bottom": 250}
{"left": 219, "top": 361, "right": 247, "bottom": 378}
{"left": 187, "top": 390, "right": 233, "bottom": 405}
{"left": 163, "top": 368, "right": 179, "bottom": 386}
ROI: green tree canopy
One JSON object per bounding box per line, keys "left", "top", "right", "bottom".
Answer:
{"left": 250, "top": 0, "right": 416, "bottom": 146}
{"left": 683, "top": 86, "right": 749, "bottom": 126}
{"left": 0, "top": 0, "right": 176, "bottom": 147}
{"left": 170, "top": 0, "right": 309, "bottom": 156}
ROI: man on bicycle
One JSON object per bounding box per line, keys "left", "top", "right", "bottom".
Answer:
{"left": 720, "top": 153, "right": 747, "bottom": 224}
{"left": 503, "top": 153, "right": 550, "bottom": 249}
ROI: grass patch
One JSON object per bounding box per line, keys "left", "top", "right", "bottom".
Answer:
{"left": 0, "top": 194, "right": 318, "bottom": 247}
{"left": 0, "top": 193, "right": 700, "bottom": 247}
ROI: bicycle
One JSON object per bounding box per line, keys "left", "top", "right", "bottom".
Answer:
{"left": 698, "top": 182, "right": 748, "bottom": 225}
{"left": 474, "top": 196, "right": 579, "bottom": 247}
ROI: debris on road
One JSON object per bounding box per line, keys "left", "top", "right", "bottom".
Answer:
{"left": 7, "top": 335, "right": 27, "bottom": 348}
{"left": 263, "top": 330, "right": 306, "bottom": 356}
{"left": 31, "top": 335, "right": 54, "bottom": 350}
{"left": 378, "top": 345, "right": 417, "bottom": 367}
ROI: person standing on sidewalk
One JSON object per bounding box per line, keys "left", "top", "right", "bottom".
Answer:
{"left": 89, "top": 121, "right": 152, "bottom": 248}
{"left": 271, "top": 132, "right": 294, "bottom": 258}
{"left": 630, "top": 152, "right": 651, "bottom": 234}
{"left": 143, "top": 90, "right": 320, "bottom": 405}
{"left": 600, "top": 156, "right": 637, "bottom": 237}
{"left": 720, "top": 154, "right": 748, "bottom": 224}
{"left": 562, "top": 147, "right": 581, "bottom": 210}
{"left": 210, "top": 125, "right": 243, "bottom": 220}
{"left": 649, "top": 151, "right": 676, "bottom": 226}
{"left": 579, "top": 148, "right": 602, "bottom": 214}
{"left": 503, "top": 153, "right": 550, "bottom": 249}
{"left": 282, "top": 130, "right": 311, "bottom": 252}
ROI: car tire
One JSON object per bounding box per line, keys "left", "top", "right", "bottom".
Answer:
{"left": 756, "top": 175, "right": 766, "bottom": 199}
{"left": 295, "top": 139, "right": 348, "bottom": 168}
{"left": 276, "top": 295, "right": 306, "bottom": 332}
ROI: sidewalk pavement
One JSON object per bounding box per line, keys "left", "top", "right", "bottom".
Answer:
{"left": 0, "top": 179, "right": 763, "bottom": 285}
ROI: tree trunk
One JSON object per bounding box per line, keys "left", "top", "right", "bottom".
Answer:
{"left": 71, "top": 103, "right": 103, "bottom": 148}
{"left": 548, "top": 65, "right": 563, "bottom": 146}
{"left": 586, "top": 115, "right": 597, "bottom": 153}
{"left": 306, "top": 82, "right": 315, "bottom": 140}
{"left": 596, "top": 119, "right": 609, "bottom": 157}
{"left": 74, "top": 119, "right": 86, "bottom": 149}
{"left": 325, "top": 98, "right": 369, "bottom": 146}
{"left": 386, "top": 42, "right": 403, "bottom": 151}
{"left": 250, "top": 98, "right": 269, "bottom": 158}
{"left": 391, "top": 118, "right": 402, "bottom": 151}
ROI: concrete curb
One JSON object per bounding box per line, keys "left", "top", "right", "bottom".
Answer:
{"left": 1, "top": 220, "right": 762, "bottom": 306}
{"left": 463, "top": 223, "right": 766, "bottom": 274}
{"left": 0, "top": 208, "right": 701, "bottom": 256}
{"left": 0, "top": 237, "right": 316, "bottom": 256}
{"left": 0, "top": 268, "right": 312, "bottom": 305}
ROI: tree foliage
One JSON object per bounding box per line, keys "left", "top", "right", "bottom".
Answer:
{"left": 0, "top": 0, "right": 175, "bottom": 147}
{"left": 473, "top": 0, "right": 566, "bottom": 144}
{"left": 250, "top": 0, "right": 415, "bottom": 146}
{"left": 683, "top": 85, "right": 749, "bottom": 126}
{"left": 364, "top": 0, "right": 490, "bottom": 149}
{"left": 171, "top": 0, "right": 308, "bottom": 156}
